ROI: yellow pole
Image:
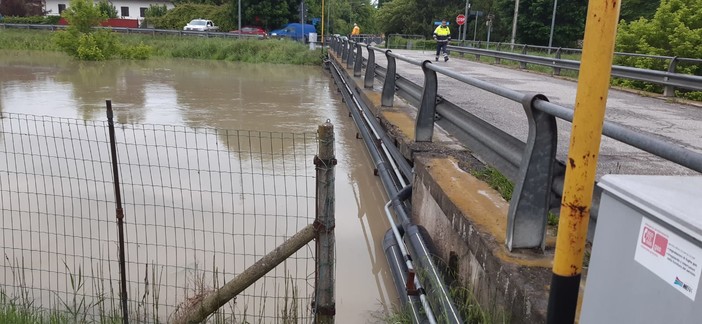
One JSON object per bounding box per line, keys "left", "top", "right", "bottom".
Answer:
{"left": 547, "top": 1, "right": 621, "bottom": 323}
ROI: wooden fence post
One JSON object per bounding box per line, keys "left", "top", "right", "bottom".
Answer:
{"left": 314, "top": 120, "right": 336, "bottom": 323}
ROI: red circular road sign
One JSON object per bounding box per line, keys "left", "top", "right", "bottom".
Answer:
{"left": 456, "top": 14, "right": 466, "bottom": 26}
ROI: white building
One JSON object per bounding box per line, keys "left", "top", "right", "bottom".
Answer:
{"left": 45, "top": 0, "right": 174, "bottom": 20}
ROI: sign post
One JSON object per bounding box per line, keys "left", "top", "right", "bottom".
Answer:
{"left": 457, "top": 14, "right": 466, "bottom": 43}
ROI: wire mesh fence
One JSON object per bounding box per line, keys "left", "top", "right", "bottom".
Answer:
{"left": 0, "top": 112, "right": 318, "bottom": 323}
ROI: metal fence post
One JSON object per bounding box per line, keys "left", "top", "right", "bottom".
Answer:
{"left": 314, "top": 120, "right": 336, "bottom": 324}
{"left": 106, "top": 100, "right": 130, "bottom": 324}
{"left": 354, "top": 43, "right": 363, "bottom": 77}
{"left": 364, "top": 45, "right": 376, "bottom": 88}
{"left": 495, "top": 42, "right": 502, "bottom": 64}
{"left": 664, "top": 56, "right": 678, "bottom": 97}
{"left": 381, "top": 50, "right": 397, "bottom": 107}
{"left": 520, "top": 45, "right": 528, "bottom": 69}
{"left": 415, "top": 61, "right": 438, "bottom": 142}
{"left": 347, "top": 41, "right": 355, "bottom": 69}
{"left": 554, "top": 48, "right": 562, "bottom": 76}
{"left": 506, "top": 94, "right": 557, "bottom": 251}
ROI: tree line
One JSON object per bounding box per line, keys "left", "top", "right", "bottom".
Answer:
{"left": 2, "top": 0, "right": 699, "bottom": 65}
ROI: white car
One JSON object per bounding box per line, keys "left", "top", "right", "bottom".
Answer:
{"left": 183, "top": 19, "right": 219, "bottom": 32}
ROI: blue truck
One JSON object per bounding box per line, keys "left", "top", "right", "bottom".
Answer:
{"left": 269, "top": 23, "right": 317, "bottom": 42}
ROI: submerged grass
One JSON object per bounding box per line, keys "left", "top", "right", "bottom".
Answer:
{"left": 0, "top": 29, "right": 322, "bottom": 65}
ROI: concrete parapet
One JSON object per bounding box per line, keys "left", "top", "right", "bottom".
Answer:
{"left": 413, "top": 156, "right": 552, "bottom": 323}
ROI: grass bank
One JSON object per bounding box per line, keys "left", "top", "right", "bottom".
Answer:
{"left": 0, "top": 29, "right": 322, "bottom": 65}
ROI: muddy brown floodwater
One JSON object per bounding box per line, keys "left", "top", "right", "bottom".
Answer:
{"left": 0, "top": 51, "right": 397, "bottom": 323}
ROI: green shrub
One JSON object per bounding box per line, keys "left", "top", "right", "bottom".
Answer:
{"left": 52, "top": 0, "right": 152, "bottom": 61}
{"left": 76, "top": 33, "right": 107, "bottom": 60}
{"left": 120, "top": 42, "right": 153, "bottom": 60}
{"left": 45, "top": 16, "right": 61, "bottom": 25}
{"left": 145, "top": 4, "right": 168, "bottom": 18}
{"left": 1, "top": 16, "right": 54, "bottom": 24}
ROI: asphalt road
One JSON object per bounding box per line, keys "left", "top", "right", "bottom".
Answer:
{"left": 374, "top": 49, "right": 702, "bottom": 178}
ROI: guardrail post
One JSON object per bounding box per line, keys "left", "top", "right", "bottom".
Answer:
{"left": 341, "top": 39, "right": 348, "bottom": 62}
{"left": 554, "top": 48, "right": 562, "bottom": 76}
{"left": 520, "top": 45, "right": 528, "bottom": 69}
{"left": 364, "top": 45, "right": 376, "bottom": 88}
{"left": 347, "top": 42, "right": 355, "bottom": 69}
{"left": 415, "top": 61, "right": 438, "bottom": 142}
{"left": 354, "top": 43, "right": 363, "bottom": 77}
{"left": 663, "top": 56, "right": 678, "bottom": 97}
{"left": 506, "top": 94, "right": 557, "bottom": 251}
{"left": 495, "top": 42, "right": 502, "bottom": 64}
{"left": 381, "top": 50, "right": 396, "bottom": 107}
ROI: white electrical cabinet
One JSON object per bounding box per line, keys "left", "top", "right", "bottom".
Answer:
{"left": 580, "top": 175, "right": 702, "bottom": 324}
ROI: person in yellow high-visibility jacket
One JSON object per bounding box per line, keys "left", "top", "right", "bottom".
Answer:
{"left": 433, "top": 19, "right": 451, "bottom": 62}
{"left": 351, "top": 23, "right": 360, "bottom": 41}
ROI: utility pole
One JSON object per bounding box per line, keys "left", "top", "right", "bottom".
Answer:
{"left": 548, "top": 0, "right": 558, "bottom": 54}
{"left": 486, "top": 14, "right": 494, "bottom": 48}
{"left": 510, "top": 0, "right": 520, "bottom": 49}
{"left": 462, "top": 0, "right": 470, "bottom": 42}
{"left": 237, "top": 0, "right": 241, "bottom": 37}
{"left": 473, "top": 14, "right": 478, "bottom": 41}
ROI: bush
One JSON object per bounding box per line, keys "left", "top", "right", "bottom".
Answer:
{"left": 45, "top": 15, "right": 61, "bottom": 25}
{"left": 53, "top": 0, "right": 152, "bottom": 60}
{"left": 145, "top": 4, "right": 167, "bottom": 18}
{"left": 120, "top": 42, "right": 152, "bottom": 60}
{"left": 1, "top": 16, "right": 57, "bottom": 24}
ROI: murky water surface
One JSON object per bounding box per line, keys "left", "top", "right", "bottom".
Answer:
{"left": 0, "top": 51, "right": 395, "bottom": 322}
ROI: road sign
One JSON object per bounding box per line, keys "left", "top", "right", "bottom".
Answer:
{"left": 456, "top": 14, "right": 466, "bottom": 26}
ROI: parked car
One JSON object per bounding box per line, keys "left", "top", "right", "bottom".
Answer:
{"left": 230, "top": 26, "right": 268, "bottom": 39}
{"left": 269, "top": 23, "right": 316, "bottom": 42}
{"left": 183, "top": 19, "right": 218, "bottom": 32}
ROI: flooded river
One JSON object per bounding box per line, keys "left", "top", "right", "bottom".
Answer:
{"left": 0, "top": 51, "right": 396, "bottom": 322}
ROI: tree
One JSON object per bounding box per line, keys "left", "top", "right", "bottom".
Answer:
{"left": 615, "top": 0, "right": 701, "bottom": 98}
{"left": 97, "top": 0, "right": 118, "bottom": 18}
{"left": 492, "top": 0, "right": 586, "bottom": 47}
{"left": 616, "top": 0, "right": 702, "bottom": 69}
{"left": 0, "top": 0, "right": 29, "bottom": 16}
{"left": 620, "top": 0, "right": 660, "bottom": 22}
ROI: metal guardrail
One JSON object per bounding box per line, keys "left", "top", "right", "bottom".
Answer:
{"left": 447, "top": 43, "right": 702, "bottom": 96}
{"left": 460, "top": 39, "right": 702, "bottom": 63}
{"left": 0, "top": 23, "right": 264, "bottom": 39}
{"left": 330, "top": 36, "right": 702, "bottom": 250}
{"left": 386, "top": 34, "right": 428, "bottom": 50}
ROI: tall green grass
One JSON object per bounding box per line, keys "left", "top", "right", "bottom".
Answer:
{"left": 0, "top": 255, "right": 306, "bottom": 323}
{"left": 0, "top": 29, "right": 322, "bottom": 65}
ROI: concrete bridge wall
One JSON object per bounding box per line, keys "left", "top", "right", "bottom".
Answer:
{"left": 328, "top": 52, "right": 556, "bottom": 323}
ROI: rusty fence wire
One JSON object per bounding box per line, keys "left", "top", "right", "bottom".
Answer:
{"left": 0, "top": 112, "right": 317, "bottom": 323}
